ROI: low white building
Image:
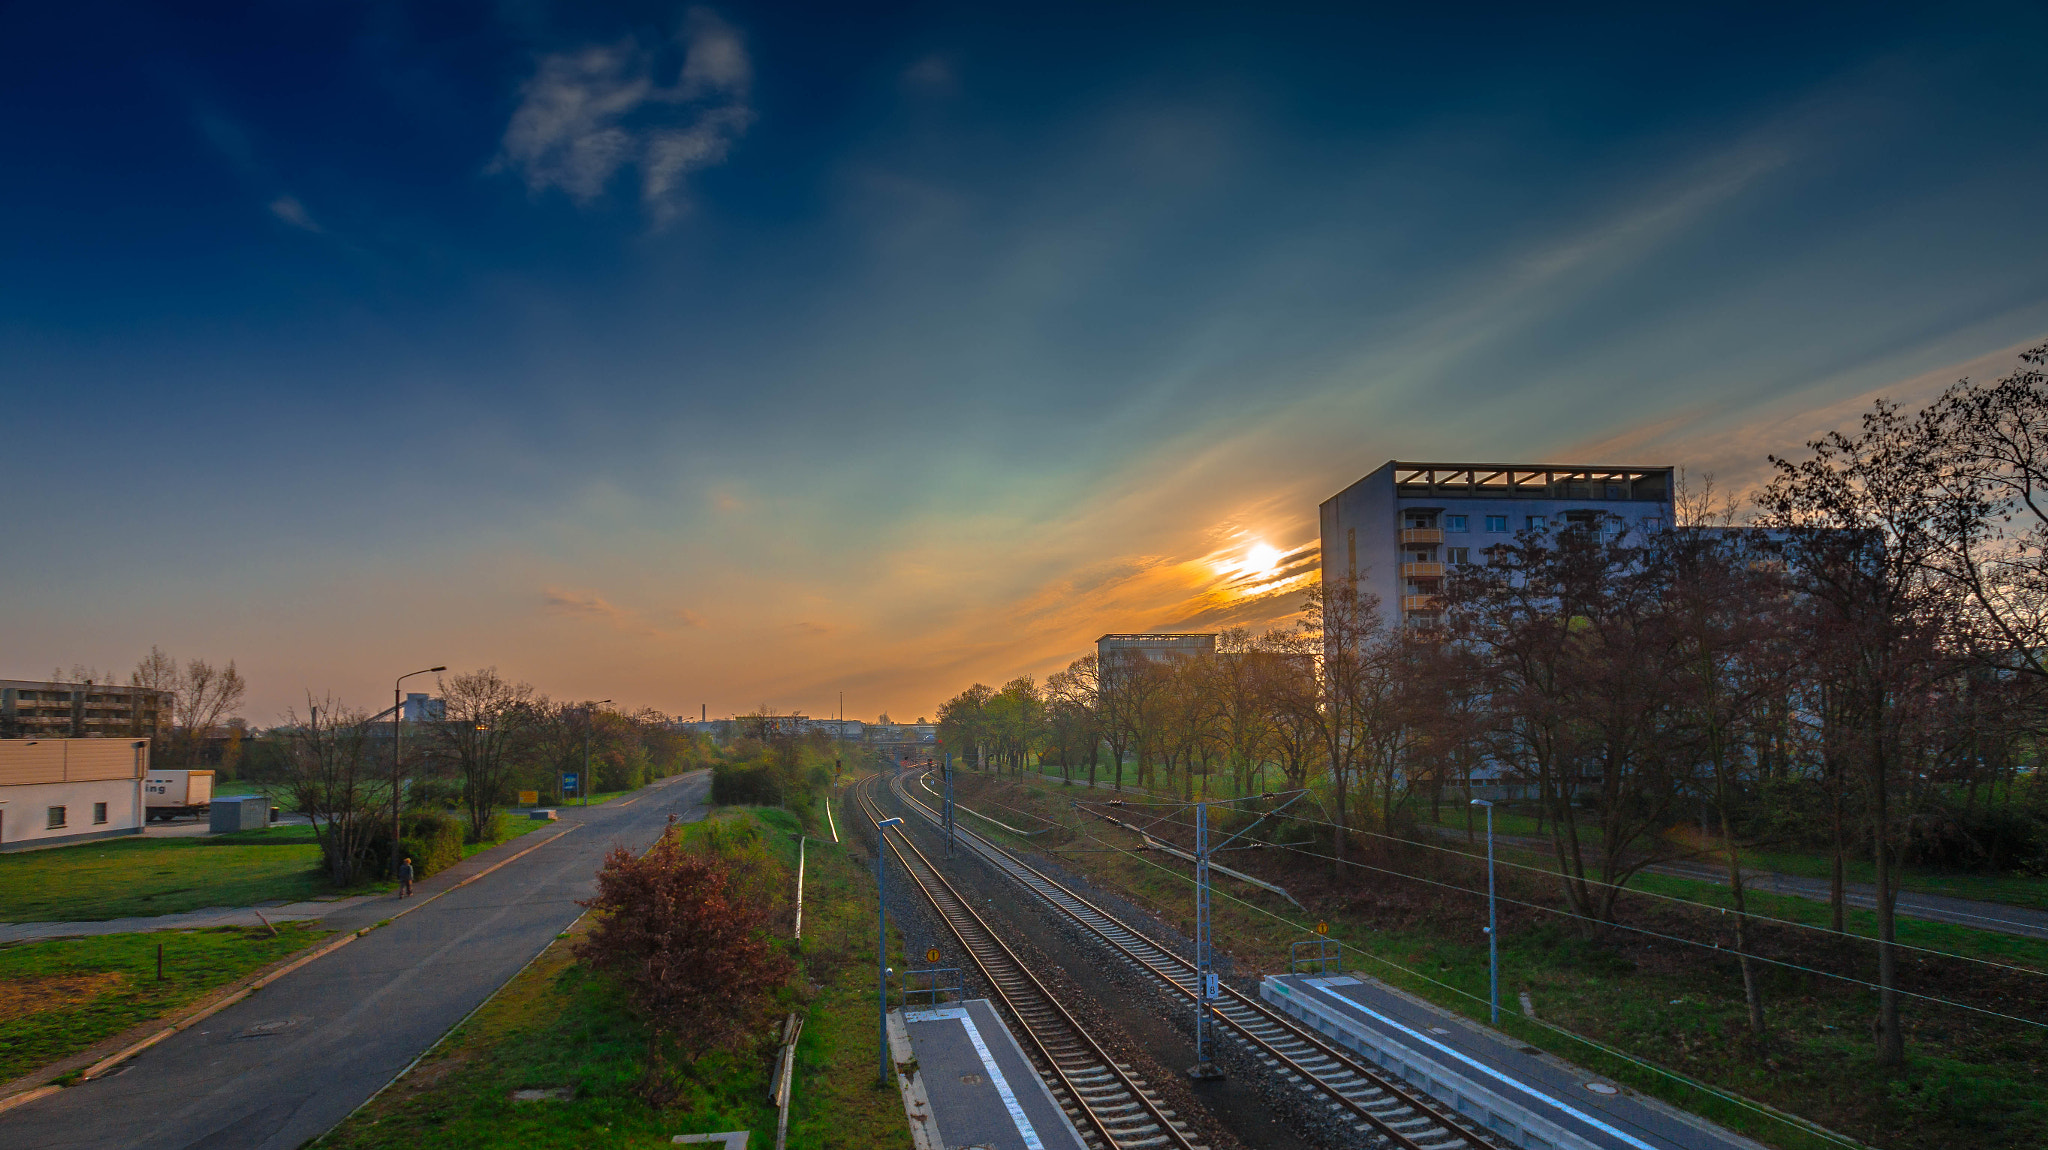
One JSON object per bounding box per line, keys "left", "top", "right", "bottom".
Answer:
{"left": 0, "top": 737, "right": 149, "bottom": 850}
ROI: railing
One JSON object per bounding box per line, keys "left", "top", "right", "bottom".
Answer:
{"left": 1400, "top": 595, "right": 1443, "bottom": 613}
{"left": 1400, "top": 561, "right": 1444, "bottom": 579}
{"left": 1397, "top": 527, "right": 1441, "bottom": 544}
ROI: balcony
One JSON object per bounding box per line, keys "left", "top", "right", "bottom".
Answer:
{"left": 1401, "top": 561, "right": 1444, "bottom": 580}
{"left": 1401, "top": 595, "right": 1443, "bottom": 613}
{"left": 1399, "top": 527, "right": 1442, "bottom": 545}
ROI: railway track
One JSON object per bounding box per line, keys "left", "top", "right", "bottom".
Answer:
{"left": 889, "top": 769, "right": 1505, "bottom": 1150}
{"left": 853, "top": 775, "right": 1207, "bottom": 1150}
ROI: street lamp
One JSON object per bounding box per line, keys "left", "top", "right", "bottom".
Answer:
{"left": 875, "top": 815, "right": 903, "bottom": 1084}
{"left": 393, "top": 666, "right": 446, "bottom": 875}
{"left": 1470, "top": 798, "right": 1498, "bottom": 1025}
{"left": 580, "top": 700, "right": 611, "bottom": 806}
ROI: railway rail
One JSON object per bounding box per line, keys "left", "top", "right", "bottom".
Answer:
{"left": 888, "top": 769, "right": 1506, "bottom": 1150}
{"left": 853, "top": 775, "right": 1206, "bottom": 1150}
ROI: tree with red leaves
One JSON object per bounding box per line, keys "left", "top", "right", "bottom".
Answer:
{"left": 576, "top": 815, "right": 793, "bottom": 1096}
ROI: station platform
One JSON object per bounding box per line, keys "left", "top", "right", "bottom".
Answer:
{"left": 888, "top": 998, "right": 1089, "bottom": 1150}
{"left": 1261, "top": 974, "right": 1765, "bottom": 1150}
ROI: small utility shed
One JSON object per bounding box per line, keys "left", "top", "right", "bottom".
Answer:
{"left": 0, "top": 737, "right": 149, "bottom": 850}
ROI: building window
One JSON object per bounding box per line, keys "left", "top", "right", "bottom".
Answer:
{"left": 1447, "top": 547, "right": 1470, "bottom": 565}
{"left": 93, "top": 802, "right": 108, "bottom": 825}
{"left": 1527, "top": 515, "right": 1547, "bottom": 530}
{"left": 1606, "top": 485, "right": 1624, "bottom": 499}
{"left": 1642, "top": 516, "right": 1664, "bottom": 533}
{"left": 48, "top": 806, "right": 67, "bottom": 830}
{"left": 1485, "top": 515, "right": 1508, "bottom": 532}
{"left": 1445, "top": 515, "right": 1468, "bottom": 532}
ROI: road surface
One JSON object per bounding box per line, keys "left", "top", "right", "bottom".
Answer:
{"left": 0, "top": 770, "right": 711, "bottom": 1150}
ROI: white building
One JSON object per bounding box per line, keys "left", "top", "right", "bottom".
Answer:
{"left": 1320, "top": 461, "right": 1676, "bottom": 625}
{"left": 0, "top": 737, "right": 150, "bottom": 850}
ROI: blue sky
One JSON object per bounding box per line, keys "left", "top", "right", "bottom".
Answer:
{"left": 5, "top": 1, "right": 2047, "bottom": 722}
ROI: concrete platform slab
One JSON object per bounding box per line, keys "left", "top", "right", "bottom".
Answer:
{"left": 899, "top": 999, "right": 1088, "bottom": 1150}
{"left": 1263, "top": 974, "right": 1768, "bottom": 1150}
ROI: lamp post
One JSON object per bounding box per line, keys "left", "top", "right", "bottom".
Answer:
{"left": 393, "top": 666, "right": 446, "bottom": 875}
{"left": 1470, "top": 798, "right": 1498, "bottom": 1025}
{"left": 581, "top": 700, "right": 611, "bottom": 806}
{"left": 876, "top": 815, "right": 902, "bottom": 1084}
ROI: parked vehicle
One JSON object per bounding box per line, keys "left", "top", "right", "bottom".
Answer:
{"left": 144, "top": 769, "right": 215, "bottom": 820}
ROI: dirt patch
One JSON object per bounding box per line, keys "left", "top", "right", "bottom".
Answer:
{"left": 0, "top": 972, "right": 127, "bottom": 1023}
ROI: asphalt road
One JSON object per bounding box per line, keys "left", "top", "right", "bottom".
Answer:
{"left": 0, "top": 769, "right": 712, "bottom": 1150}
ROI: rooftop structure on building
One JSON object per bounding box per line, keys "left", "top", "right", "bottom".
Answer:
{"left": 1, "top": 679, "right": 171, "bottom": 740}
{"left": 1320, "top": 461, "right": 1676, "bottom": 624}
{"left": 1096, "top": 633, "right": 1217, "bottom": 675}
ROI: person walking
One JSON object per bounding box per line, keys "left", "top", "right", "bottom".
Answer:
{"left": 398, "top": 856, "right": 414, "bottom": 898}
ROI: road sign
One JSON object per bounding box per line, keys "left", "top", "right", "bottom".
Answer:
{"left": 1316, "top": 921, "right": 1328, "bottom": 936}
{"left": 562, "top": 772, "right": 579, "bottom": 793}
{"left": 517, "top": 790, "right": 539, "bottom": 806}
{"left": 925, "top": 947, "right": 942, "bottom": 963}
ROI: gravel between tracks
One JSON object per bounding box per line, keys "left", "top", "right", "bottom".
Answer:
{"left": 867, "top": 776, "right": 1397, "bottom": 1150}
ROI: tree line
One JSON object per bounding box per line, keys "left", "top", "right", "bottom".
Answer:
{"left": 937, "top": 344, "right": 2048, "bottom": 1066}
{"left": 249, "top": 668, "right": 702, "bottom": 885}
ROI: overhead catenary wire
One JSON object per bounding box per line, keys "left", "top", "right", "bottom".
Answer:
{"left": 1064, "top": 787, "right": 2048, "bottom": 980}
{"left": 1082, "top": 829, "right": 1871, "bottom": 1150}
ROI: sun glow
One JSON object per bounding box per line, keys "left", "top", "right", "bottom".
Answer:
{"left": 1245, "top": 541, "right": 1281, "bottom": 575}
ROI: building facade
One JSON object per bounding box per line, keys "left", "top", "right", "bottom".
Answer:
{"left": 0, "top": 679, "right": 171, "bottom": 739}
{"left": 0, "top": 737, "right": 150, "bottom": 850}
{"left": 1096, "top": 633, "right": 1218, "bottom": 683}
{"left": 1320, "top": 462, "right": 1676, "bottom": 624}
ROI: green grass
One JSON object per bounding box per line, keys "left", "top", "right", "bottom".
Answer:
{"left": 978, "top": 772, "right": 2048, "bottom": 1150}
{"left": 0, "top": 814, "right": 548, "bottom": 923}
{"left": 323, "top": 807, "right": 912, "bottom": 1150}
{"left": 0, "top": 923, "right": 329, "bottom": 1083}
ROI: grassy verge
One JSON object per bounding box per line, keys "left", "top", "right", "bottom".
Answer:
{"left": 979, "top": 771, "right": 2048, "bottom": 1150}
{"left": 1, "top": 814, "right": 551, "bottom": 923}
{"left": 0, "top": 923, "right": 329, "bottom": 1083}
{"left": 321, "top": 807, "right": 911, "bottom": 1150}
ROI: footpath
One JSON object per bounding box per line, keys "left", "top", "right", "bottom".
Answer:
{"left": 1007, "top": 770, "right": 2048, "bottom": 941}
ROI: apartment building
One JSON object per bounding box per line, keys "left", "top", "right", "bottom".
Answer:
{"left": 1319, "top": 462, "right": 1676, "bottom": 624}
{"left": 0, "top": 679, "right": 171, "bottom": 739}
{"left": 1096, "top": 633, "right": 1217, "bottom": 682}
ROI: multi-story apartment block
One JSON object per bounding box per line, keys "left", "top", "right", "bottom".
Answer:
{"left": 0, "top": 679, "right": 172, "bottom": 739}
{"left": 1096, "top": 633, "right": 1217, "bottom": 684}
{"left": 1320, "top": 462, "right": 1676, "bottom": 624}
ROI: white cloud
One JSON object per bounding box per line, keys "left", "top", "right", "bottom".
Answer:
{"left": 494, "top": 8, "right": 752, "bottom": 226}
{"left": 267, "top": 195, "right": 322, "bottom": 232}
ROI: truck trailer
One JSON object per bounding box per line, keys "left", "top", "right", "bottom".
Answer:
{"left": 144, "top": 770, "right": 215, "bottom": 820}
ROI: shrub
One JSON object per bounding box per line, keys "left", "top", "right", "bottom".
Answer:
{"left": 711, "top": 761, "right": 781, "bottom": 806}
{"left": 575, "top": 816, "right": 793, "bottom": 1100}
{"left": 367, "top": 809, "right": 465, "bottom": 879}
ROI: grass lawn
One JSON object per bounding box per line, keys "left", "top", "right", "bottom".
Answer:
{"left": 979, "top": 772, "right": 2048, "bottom": 1150}
{"left": 0, "top": 814, "right": 548, "bottom": 923}
{"left": 0, "top": 923, "right": 328, "bottom": 1083}
{"left": 321, "top": 806, "right": 912, "bottom": 1150}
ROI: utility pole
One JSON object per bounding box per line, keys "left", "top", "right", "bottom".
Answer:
{"left": 1471, "top": 798, "right": 1499, "bottom": 1025}
{"left": 1189, "top": 800, "right": 1221, "bottom": 1078}
{"left": 876, "top": 816, "right": 902, "bottom": 1084}
{"left": 393, "top": 666, "right": 446, "bottom": 875}
{"left": 582, "top": 699, "right": 611, "bottom": 805}
{"left": 943, "top": 750, "right": 955, "bottom": 859}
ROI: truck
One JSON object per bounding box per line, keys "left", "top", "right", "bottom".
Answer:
{"left": 144, "top": 770, "right": 215, "bottom": 820}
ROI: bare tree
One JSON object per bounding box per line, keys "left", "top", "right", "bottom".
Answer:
{"left": 430, "top": 668, "right": 538, "bottom": 841}
{"left": 129, "top": 647, "right": 247, "bottom": 769}
{"left": 281, "top": 696, "right": 380, "bottom": 885}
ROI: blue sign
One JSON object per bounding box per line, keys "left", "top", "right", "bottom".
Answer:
{"left": 561, "top": 773, "right": 579, "bottom": 793}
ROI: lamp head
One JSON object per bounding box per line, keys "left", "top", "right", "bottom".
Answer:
{"left": 1469, "top": 798, "right": 1493, "bottom": 808}
{"left": 430, "top": 666, "right": 447, "bottom": 673}
{"left": 878, "top": 817, "right": 903, "bottom": 829}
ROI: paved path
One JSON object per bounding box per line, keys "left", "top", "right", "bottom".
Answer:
{"left": 0, "top": 896, "right": 378, "bottom": 944}
{"left": 1008, "top": 772, "right": 2048, "bottom": 942}
{"left": 0, "top": 771, "right": 711, "bottom": 1150}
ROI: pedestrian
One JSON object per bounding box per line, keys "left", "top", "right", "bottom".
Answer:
{"left": 398, "top": 856, "right": 414, "bottom": 898}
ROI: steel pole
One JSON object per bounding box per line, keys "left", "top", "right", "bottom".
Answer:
{"left": 1487, "top": 804, "right": 1499, "bottom": 1025}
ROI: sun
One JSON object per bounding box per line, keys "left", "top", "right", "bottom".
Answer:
{"left": 1245, "top": 542, "right": 1281, "bottom": 575}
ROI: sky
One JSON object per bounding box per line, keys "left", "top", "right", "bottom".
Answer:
{"left": 4, "top": 1, "right": 2047, "bottom": 725}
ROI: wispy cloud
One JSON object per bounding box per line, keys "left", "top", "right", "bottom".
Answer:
{"left": 268, "top": 195, "right": 322, "bottom": 232}
{"left": 542, "top": 585, "right": 626, "bottom": 621}
{"left": 494, "top": 8, "right": 752, "bottom": 227}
